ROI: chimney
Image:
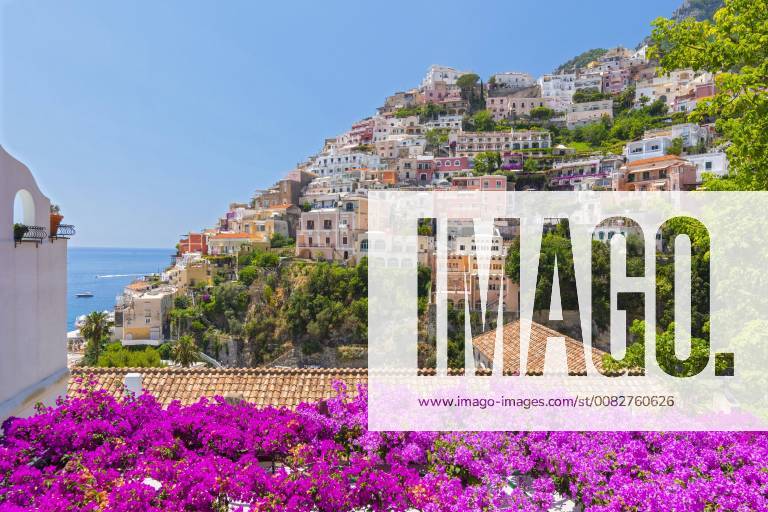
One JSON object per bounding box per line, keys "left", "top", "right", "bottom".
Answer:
{"left": 124, "top": 372, "right": 143, "bottom": 395}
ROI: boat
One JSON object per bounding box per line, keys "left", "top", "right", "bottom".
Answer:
{"left": 75, "top": 292, "right": 94, "bottom": 298}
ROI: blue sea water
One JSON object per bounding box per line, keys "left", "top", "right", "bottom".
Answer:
{"left": 67, "top": 247, "right": 174, "bottom": 330}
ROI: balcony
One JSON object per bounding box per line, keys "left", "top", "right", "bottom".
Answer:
{"left": 13, "top": 224, "right": 47, "bottom": 247}
{"left": 50, "top": 224, "right": 76, "bottom": 241}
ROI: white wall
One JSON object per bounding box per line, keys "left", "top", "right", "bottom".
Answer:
{"left": 0, "top": 146, "right": 68, "bottom": 421}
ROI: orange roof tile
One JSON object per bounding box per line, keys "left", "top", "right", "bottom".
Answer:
{"left": 626, "top": 155, "right": 688, "bottom": 169}
{"left": 69, "top": 367, "right": 368, "bottom": 408}
{"left": 471, "top": 320, "right": 611, "bottom": 376}
{"left": 210, "top": 232, "right": 260, "bottom": 240}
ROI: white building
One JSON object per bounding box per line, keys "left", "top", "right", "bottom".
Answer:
{"left": 686, "top": 152, "right": 729, "bottom": 182}
{"left": 643, "top": 123, "right": 709, "bottom": 149}
{"left": 624, "top": 136, "right": 675, "bottom": 162}
{"left": 421, "top": 65, "right": 471, "bottom": 89}
{"left": 538, "top": 73, "right": 576, "bottom": 111}
{"left": 566, "top": 99, "right": 613, "bottom": 129}
{"left": 308, "top": 150, "right": 382, "bottom": 176}
{"left": 0, "top": 146, "right": 69, "bottom": 421}
{"left": 492, "top": 72, "right": 535, "bottom": 90}
{"left": 422, "top": 114, "right": 464, "bottom": 130}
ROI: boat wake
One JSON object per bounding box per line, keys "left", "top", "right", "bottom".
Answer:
{"left": 96, "top": 273, "right": 145, "bottom": 279}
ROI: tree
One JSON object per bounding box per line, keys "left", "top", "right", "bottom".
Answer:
{"left": 522, "top": 157, "right": 539, "bottom": 173}
{"left": 269, "top": 232, "right": 294, "bottom": 248}
{"left": 456, "top": 73, "right": 480, "bottom": 92}
{"left": 467, "top": 110, "right": 497, "bottom": 132}
{"left": 530, "top": 106, "right": 555, "bottom": 121}
{"left": 172, "top": 335, "right": 199, "bottom": 367}
{"left": 473, "top": 152, "right": 502, "bottom": 175}
{"left": 81, "top": 311, "right": 111, "bottom": 365}
{"left": 666, "top": 137, "right": 684, "bottom": 156}
{"left": 650, "top": 0, "right": 768, "bottom": 189}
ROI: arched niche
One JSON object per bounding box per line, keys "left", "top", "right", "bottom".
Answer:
{"left": 13, "top": 189, "right": 36, "bottom": 226}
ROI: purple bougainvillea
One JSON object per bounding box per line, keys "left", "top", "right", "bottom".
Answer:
{"left": 0, "top": 381, "right": 766, "bottom": 511}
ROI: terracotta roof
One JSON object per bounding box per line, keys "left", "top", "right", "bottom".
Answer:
{"left": 210, "top": 233, "right": 261, "bottom": 240}
{"left": 626, "top": 155, "right": 688, "bottom": 169}
{"left": 69, "top": 367, "right": 368, "bottom": 408}
{"left": 471, "top": 320, "right": 609, "bottom": 376}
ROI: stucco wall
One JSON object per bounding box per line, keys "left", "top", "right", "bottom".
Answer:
{"left": 0, "top": 146, "right": 68, "bottom": 420}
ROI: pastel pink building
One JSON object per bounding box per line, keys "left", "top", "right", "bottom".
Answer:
{"left": 451, "top": 175, "right": 508, "bottom": 191}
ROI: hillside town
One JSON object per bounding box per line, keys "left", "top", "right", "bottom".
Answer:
{"left": 77, "top": 44, "right": 728, "bottom": 365}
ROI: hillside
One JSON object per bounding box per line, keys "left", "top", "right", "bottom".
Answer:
{"left": 553, "top": 48, "right": 608, "bottom": 74}
{"left": 637, "top": 0, "right": 724, "bottom": 47}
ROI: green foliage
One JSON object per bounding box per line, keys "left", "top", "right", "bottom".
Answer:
{"left": 572, "top": 88, "right": 611, "bottom": 103}
{"left": 172, "top": 335, "right": 199, "bottom": 367}
{"left": 418, "top": 219, "right": 433, "bottom": 236}
{"left": 554, "top": 48, "right": 608, "bottom": 73}
{"left": 455, "top": 73, "right": 480, "bottom": 90}
{"left": 285, "top": 258, "right": 368, "bottom": 353}
{"left": 650, "top": 0, "right": 768, "bottom": 190}
{"left": 81, "top": 311, "right": 111, "bottom": 365}
{"left": 97, "top": 342, "right": 164, "bottom": 368}
{"left": 530, "top": 106, "right": 556, "bottom": 120}
{"left": 466, "top": 110, "right": 496, "bottom": 132}
{"left": 269, "top": 232, "right": 294, "bottom": 248}
{"left": 174, "top": 295, "right": 191, "bottom": 309}
{"left": 667, "top": 137, "right": 684, "bottom": 156}
{"left": 522, "top": 157, "right": 540, "bottom": 173}
{"left": 395, "top": 103, "right": 447, "bottom": 122}
{"left": 472, "top": 151, "right": 502, "bottom": 175}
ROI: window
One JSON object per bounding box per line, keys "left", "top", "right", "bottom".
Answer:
{"left": 325, "top": 237, "right": 330, "bottom": 245}
{"left": 323, "top": 220, "right": 332, "bottom": 229}
{"left": 306, "top": 220, "right": 314, "bottom": 230}
{"left": 705, "top": 161, "right": 713, "bottom": 170}
{"left": 454, "top": 160, "right": 460, "bottom": 166}
{"left": 343, "top": 236, "right": 348, "bottom": 245}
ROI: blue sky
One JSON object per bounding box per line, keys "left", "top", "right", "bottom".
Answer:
{"left": 1, "top": 0, "right": 677, "bottom": 248}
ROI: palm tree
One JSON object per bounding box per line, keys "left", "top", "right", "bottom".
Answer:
{"left": 172, "top": 335, "right": 199, "bottom": 367}
{"left": 80, "top": 311, "right": 110, "bottom": 365}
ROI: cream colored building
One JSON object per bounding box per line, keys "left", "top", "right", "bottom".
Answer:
{"left": 116, "top": 285, "right": 177, "bottom": 346}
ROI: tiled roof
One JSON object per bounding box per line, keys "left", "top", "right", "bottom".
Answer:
{"left": 471, "top": 320, "right": 609, "bottom": 376}
{"left": 626, "top": 155, "right": 688, "bottom": 169}
{"left": 210, "top": 232, "right": 261, "bottom": 240}
{"left": 69, "top": 367, "right": 367, "bottom": 408}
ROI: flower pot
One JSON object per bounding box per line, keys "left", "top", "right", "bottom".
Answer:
{"left": 50, "top": 213, "right": 64, "bottom": 237}
{"left": 13, "top": 224, "right": 28, "bottom": 243}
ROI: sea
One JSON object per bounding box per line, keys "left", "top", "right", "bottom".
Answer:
{"left": 67, "top": 247, "right": 174, "bottom": 330}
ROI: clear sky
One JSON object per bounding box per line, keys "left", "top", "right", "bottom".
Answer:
{"left": 1, "top": 0, "right": 678, "bottom": 248}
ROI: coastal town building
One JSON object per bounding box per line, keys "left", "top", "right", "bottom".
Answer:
{"left": 421, "top": 65, "right": 471, "bottom": 88}
{"left": 538, "top": 73, "right": 576, "bottom": 111}
{"left": 295, "top": 195, "right": 368, "bottom": 263}
{"left": 308, "top": 150, "right": 382, "bottom": 177}
{"left": 114, "top": 284, "right": 177, "bottom": 346}
{"left": 686, "top": 151, "right": 729, "bottom": 182}
{"left": 0, "top": 146, "right": 70, "bottom": 420}
{"left": 491, "top": 71, "right": 535, "bottom": 90}
{"left": 451, "top": 175, "right": 508, "bottom": 191}
{"left": 178, "top": 232, "right": 209, "bottom": 256}
{"left": 565, "top": 99, "right": 614, "bottom": 129}
{"left": 451, "top": 129, "right": 551, "bottom": 157}
{"left": 613, "top": 155, "right": 698, "bottom": 191}
{"left": 546, "top": 156, "right": 622, "bottom": 191}
{"left": 207, "top": 232, "right": 269, "bottom": 255}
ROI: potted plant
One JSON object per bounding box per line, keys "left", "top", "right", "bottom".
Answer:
{"left": 50, "top": 204, "right": 63, "bottom": 236}
{"left": 13, "top": 223, "right": 28, "bottom": 243}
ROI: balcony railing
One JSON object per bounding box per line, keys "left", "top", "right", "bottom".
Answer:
{"left": 50, "top": 224, "right": 76, "bottom": 240}
{"left": 14, "top": 224, "right": 47, "bottom": 247}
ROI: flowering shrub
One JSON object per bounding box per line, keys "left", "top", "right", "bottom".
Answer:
{"left": 1, "top": 382, "right": 766, "bottom": 511}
